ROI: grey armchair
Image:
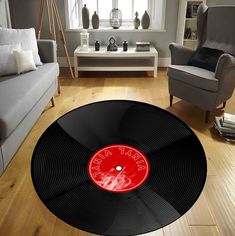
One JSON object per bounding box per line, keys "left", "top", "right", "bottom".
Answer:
{"left": 167, "top": 4, "right": 235, "bottom": 122}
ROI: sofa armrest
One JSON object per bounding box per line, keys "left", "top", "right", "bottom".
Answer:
{"left": 169, "top": 42, "right": 196, "bottom": 65}
{"left": 37, "top": 40, "right": 57, "bottom": 63}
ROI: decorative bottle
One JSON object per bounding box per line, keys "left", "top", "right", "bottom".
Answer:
{"left": 95, "top": 41, "right": 100, "bottom": 51}
{"left": 123, "top": 41, "right": 128, "bottom": 51}
{"left": 141, "top": 10, "right": 150, "bottom": 29}
{"left": 133, "top": 12, "right": 140, "bottom": 29}
{"left": 80, "top": 29, "right": 89, "bottom": 51}
{"left": 92, "top": 11, "right": 99, "bottom": 29}
{"left": 82, "top": 4, "right": 89, "bottom": 29}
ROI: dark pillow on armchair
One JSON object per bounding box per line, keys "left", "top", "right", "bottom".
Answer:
{"left": 188, "top": 47, "right": 224, "bottom": 72}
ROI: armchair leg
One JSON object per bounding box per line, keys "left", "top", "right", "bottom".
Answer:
{"left": 205, "top": 111, "right": 210, "bottom": 123}
{"left": 170, "top": 95, "right": 173, "bottom": 107}
{"left": 222, "top": 102, "right": 226, "bottom": 108}
{"left": 51, "top": 97, "right": 55, "bottom": 107}
{"left": 57, "top": 78, "right": 61, "bottom": 95}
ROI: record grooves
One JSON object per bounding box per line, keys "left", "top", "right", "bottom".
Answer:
{"left": 31, "top": 100, "right": 207, "bottom": 236}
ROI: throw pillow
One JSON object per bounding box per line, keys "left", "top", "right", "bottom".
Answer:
{"left": 0, "top": 27, "right": 42, "bottom": 66}
{"left": 0, "top": 44, "right": 21, "bottom": 76}
{"left": 188, "top": 47, "right": 224, "bottom": 72}
{"left": 13, "top": 50, "right": 37, "bottom": 74}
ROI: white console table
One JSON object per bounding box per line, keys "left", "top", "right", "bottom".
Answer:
{"left": 74, "top": 46, "right": 158, "bottom": 78}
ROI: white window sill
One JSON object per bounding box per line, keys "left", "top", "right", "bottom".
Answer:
{"left": 65, "top": 28, "right": 166, "bottom": 33}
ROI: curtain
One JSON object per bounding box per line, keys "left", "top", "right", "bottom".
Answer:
{"left": 148, "top": 0, "right": 165, "bottom": 30}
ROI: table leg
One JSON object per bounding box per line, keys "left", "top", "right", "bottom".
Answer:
{"left": 154, "top": 56, "right": 158, "bottom": 78}
{"left": 74, "top": 55, "right": 78, "bottom": 78}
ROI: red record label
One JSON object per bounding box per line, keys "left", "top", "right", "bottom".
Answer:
{"left": 88, "top": 145, "right": 150, "bottom": 192}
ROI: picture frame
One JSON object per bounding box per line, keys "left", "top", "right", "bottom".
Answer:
{"left": 191, "top": 3, "right": 200, "bottom": 18}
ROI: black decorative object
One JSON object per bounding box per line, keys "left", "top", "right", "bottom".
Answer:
{"left": 110, "top": 8, "right": 122, "bottom": 29}
{"left": 141, "top": 10, "right": 150, "bottom": 29}
{"left": 92, "top": 11, "right": 99, "bottom": 29}
{"left": 123, "top": 41, "right": 128, "bottom": 51}
{"left": 95, "top": 41, "right": 100, "bottom": 51}
{"left": 31, "top": 100, "right": 207, "bottom": 236}
{"left": 184, "top": 27, "right": 192, "bottom": 39}
{"left": 107, "top": 37, "right": 118, "bottom": 51}
{"left": 133, "top": 12, "right": 140, "bottom": 29}
{"left": 82, "top": 4, "right": 89, "bottom": 29}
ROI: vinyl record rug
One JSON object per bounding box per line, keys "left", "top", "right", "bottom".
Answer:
{"left": 31, "top": 100, "right": 207, "bottom": 236}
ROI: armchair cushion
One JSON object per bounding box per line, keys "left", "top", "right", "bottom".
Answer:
{"left": 188, "top": 47, "right": 224, "bottom": 72}
{"left": 167, "top": 65, "right": 218, "bottom": 92}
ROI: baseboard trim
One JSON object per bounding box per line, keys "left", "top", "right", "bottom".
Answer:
{"left": 158, "top": 57, "right": 171, "bottom": 67}
{"left": 57, "top": 57, "right": 171, "bottom": 68}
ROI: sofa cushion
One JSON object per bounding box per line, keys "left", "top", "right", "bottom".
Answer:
{"left": 0, "top": 44, "right": 21, "bottom": 76}
{"left": 0, "top": 27, "right": 42, "bottom": 66}
{"left": 188, "top": 47, "right": 224, "bottom": 72}
{"left": 0, "top": 63, "right": 59, "bottom": 140}
{"left": 14, "top": 49, "right": 37, "bottom": 74}
{"left": 167, "top": 65, "right": 218, "bottom": 92}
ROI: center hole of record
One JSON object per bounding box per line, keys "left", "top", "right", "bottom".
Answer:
{"left": 115, "top": 165, "right": 122, "bottom": 171}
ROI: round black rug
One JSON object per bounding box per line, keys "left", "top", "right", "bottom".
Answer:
{"left": 31, "top": 100, "right": 207, "bottom": 236}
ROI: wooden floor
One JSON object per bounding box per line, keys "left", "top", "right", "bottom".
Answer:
{"left": 0, "top": 68, "right": 235, "bottom": 236}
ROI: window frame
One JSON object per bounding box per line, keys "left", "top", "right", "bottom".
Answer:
{"left": 64, "top": 0, "right": 166, "bottom": 31}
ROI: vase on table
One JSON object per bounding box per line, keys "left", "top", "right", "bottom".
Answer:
{"left": 133, "top": 12, "right": 140, "bottom": 29}
{"left": 92, "top": 11, "right": 99, "bottom": 29}
{"left": 82, "top": 4, "right": 89, "bottom": 29}
{"left": 141, "top": 10, "right": 150, "bottom": 29}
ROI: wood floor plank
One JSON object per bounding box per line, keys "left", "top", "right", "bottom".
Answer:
{"left": 0, "top": 167, "right": 26, "bottom": 199}
{"left": 208, "top": 146, "right": 235, "bottom": 207}
{"left": 190, "top": 226, "right": 221, "bottom": 236}
{"left": 0, "top": 174, "right": 56, "bottom": 236}
{"left": 51, "top": 218, "right": 97, "bottom": 236}
{"left": 206, "top": 158, "right": 218, "bottom": 176}
{"left": 223, "top": 173, "right": 235, "bottom": 207}
{"left": 138, "top": 229, "right": 164, "bottom": 236}
{"left": 186, "top": 193, "right": 215, "bottom": 226}
{"left": 204, "top": 176, "right": 235, "bottom": 236}
{"left": 163, "top": 216, "right": 192, "bottom": 236}
{"left": 226, "top": 145, "right": 235, "bottom": 167}
{"left": 0, "top": 198, "right": 12, "bottom": 226}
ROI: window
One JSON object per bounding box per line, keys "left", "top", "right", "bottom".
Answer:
{"left": 65, "top": 0, "right": 166, "bottom": 30}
